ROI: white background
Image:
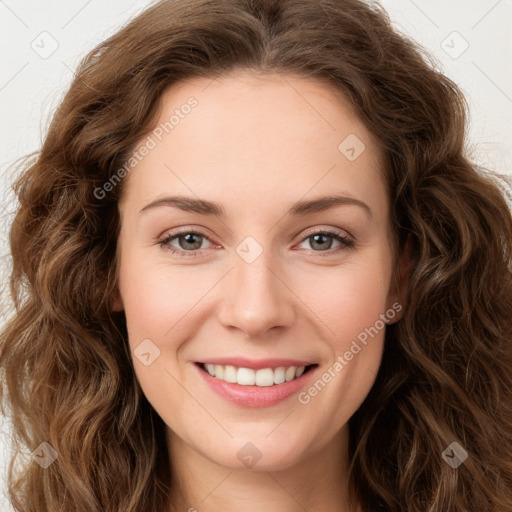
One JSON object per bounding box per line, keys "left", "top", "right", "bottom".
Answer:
{"left": 1, "top": 0, "right": 511, "bottom": 509}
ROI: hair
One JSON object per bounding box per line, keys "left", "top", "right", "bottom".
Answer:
{"left": 1, "top": 0, "right": 511, "bottom": 510}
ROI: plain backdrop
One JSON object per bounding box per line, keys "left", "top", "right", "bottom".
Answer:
{"left": 0, "top": 0, "right": 511, "bottom": 509}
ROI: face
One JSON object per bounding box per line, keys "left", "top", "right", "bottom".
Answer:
{"left": 114, "top": 70, "right": 407, "bottom": 472}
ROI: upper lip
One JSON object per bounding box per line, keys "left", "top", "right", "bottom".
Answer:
{"left": 197, "top": 357, "right": 315, "bottom": 370}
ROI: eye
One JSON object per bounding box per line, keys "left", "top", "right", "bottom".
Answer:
{"left": 158, "top": 231, "right": 213, "bottom": 257}
{"left": 157, "top": 227, "right": 355, "bottom": 257}
{"left": 295, "top": 229, "right": 355, "bottom": 256}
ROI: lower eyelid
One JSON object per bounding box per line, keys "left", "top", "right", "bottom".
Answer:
{"left": 159, "top": 233, "right": 354, "bottom": 257}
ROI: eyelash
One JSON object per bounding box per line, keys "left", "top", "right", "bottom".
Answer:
{"left": 157, "top": 228, "right": 355, "bottom": 258}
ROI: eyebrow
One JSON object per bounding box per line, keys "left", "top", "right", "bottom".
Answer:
{"left": 139, "top": 194, "right": 372, "bottom": 218}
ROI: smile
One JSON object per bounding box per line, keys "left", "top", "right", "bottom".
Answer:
{"left": 200, "top": 363, "right": 316, "bottom": 386}
{"left": 195, "top": 359, "right": 319, "bottom": 408}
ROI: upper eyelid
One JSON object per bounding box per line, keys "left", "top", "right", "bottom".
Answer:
{"left": 160, "top": 226, "right": 353, "bottom": 247}
{"left": 160, "top": 228, "right": 216, "bottom": 246}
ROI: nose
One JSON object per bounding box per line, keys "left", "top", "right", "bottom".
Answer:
{"left": 217, "top": 250, "right": 295, "bottom": 340}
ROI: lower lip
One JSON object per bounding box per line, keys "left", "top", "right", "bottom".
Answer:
{"left": 195, "top": 364, "right": 317, "bottom": 408}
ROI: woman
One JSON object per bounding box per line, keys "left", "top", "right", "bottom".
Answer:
{"left": 1, "top": 0, "right": 511, "bottom": 510}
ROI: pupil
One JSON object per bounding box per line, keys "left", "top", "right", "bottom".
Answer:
{"left": 182, "top": 233, "right": 201, "bottom": 249}
{"left": 312, "top": 234, "right": 331, "bottom": 250}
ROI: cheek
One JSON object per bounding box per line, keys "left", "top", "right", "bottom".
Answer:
{"left": 298, "top": 256, "right": 393, "bottom": 350}
{"left": 118, "top": 259, "right": 204, "bottom": 415}
{"left": 119, "top": 259, "right": 209, "bottom": 347}
{"left": 293, "top": 253, "right": 393, "bottom": 411}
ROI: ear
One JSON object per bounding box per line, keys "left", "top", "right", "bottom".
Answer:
{"left": 386, "top": 236, "right": 413, "bottom": 323}
{"left": 111, "top": 287, "right": 124, "bottom": 312}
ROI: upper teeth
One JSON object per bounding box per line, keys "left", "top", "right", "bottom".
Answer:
{"left": 204, "top": 364, "right": 306, "bottom": 386}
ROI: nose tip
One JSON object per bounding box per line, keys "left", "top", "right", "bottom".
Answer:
{"left": 217, "top": 258, "right": 295, "bottom": 340}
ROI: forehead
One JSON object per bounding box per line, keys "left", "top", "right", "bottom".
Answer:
{"left": 119, "top": 70, "right": 387, "bottom": 218}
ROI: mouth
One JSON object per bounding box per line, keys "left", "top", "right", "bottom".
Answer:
{"left": 197, "top": 362, "right": 317, "bottom": 387}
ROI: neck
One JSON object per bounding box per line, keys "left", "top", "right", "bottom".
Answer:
{"left": 166, "top": 426, "right": 361, "bottom": 512}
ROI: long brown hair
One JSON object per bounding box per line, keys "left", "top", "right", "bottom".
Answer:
{"left": 1, "top": 0, "right": 512, "bottom": 510}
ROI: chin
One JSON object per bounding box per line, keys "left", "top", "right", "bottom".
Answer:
{"left": 200, "top": 431, "right": 315, "bottom": 472}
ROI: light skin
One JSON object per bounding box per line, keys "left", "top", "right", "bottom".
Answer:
{"left": 113, "top": 70, "right": 409, "bottom": 511}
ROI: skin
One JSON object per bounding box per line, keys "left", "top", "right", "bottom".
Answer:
{"left": 113, "top": 70, "right": 409, "bottom": 512}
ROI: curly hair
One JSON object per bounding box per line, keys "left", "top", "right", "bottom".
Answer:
{"left": 1, "top": 0, "right": 512, "bottom": 510}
